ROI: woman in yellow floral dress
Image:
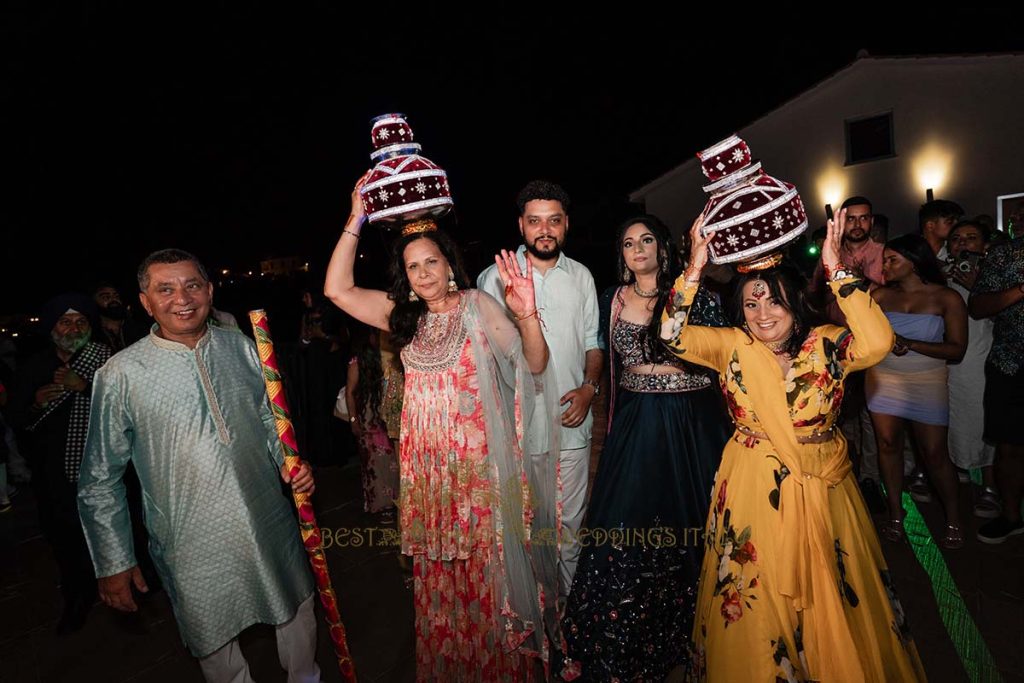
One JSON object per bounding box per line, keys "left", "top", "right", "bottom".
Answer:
{"left": 660, "top": 209, "right": 926, "bottom": 682}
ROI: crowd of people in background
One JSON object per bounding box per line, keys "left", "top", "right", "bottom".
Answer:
{"left": 0, "top": 183, "right": 1022, "bottom": 682}
{"left": 805, "top": 197, "right": 1023, "bottom": 548}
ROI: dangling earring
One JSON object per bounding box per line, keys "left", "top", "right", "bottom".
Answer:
{"left": 660, "top": 257, "right": 670, "bottom": 275}
{"left": 408, "top": 289, "right": 419, "bottom": 302}
{"left": 447, "top": 269, "right": 458, "bottom": 293}
{"left": 622, "top": 264, "right": 633, "bottom": 283}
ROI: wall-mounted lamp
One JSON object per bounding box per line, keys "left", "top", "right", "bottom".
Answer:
{"left": 913, "top": 145, "right": 950, "bottom": 202}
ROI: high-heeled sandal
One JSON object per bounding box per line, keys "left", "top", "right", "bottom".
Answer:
{"left": 939, "top": 523, "right": 964, "bottom": 550}
{"left": 881, "top": 517, "right": 906, "bottom": 542}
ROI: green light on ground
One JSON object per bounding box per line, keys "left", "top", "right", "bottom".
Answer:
{"left": 900, "top": 492, "right": 1001, "bottom": 682}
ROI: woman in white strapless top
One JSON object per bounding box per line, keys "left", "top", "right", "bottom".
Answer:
{"left": 868, "top": 234, "right": 967, "bottom": 548}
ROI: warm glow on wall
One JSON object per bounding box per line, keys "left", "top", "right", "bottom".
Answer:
{"left": 815, "top": 167, "right": 847, "bottom": 214}
{"left": 912, "top": 144, "right": 953, "bottom": 196}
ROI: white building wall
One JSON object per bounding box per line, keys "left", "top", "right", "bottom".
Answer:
{"left": 633, "top": 55, "right": 1024, "bottom": 240}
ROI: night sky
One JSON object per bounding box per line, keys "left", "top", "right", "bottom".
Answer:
{"left": 4, "top": 3, "right": 1023, "bottom": 312}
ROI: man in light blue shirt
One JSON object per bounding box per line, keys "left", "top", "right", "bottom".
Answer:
{"left": 79, "top": 249, "right": 320, "bottom": 683}
{"left": 478, "top": 181, "right": 602, "bottom": 601}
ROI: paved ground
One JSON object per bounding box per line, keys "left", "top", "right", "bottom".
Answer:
{"left": 1, "top": 396, "right": 1022, "bottom": 682}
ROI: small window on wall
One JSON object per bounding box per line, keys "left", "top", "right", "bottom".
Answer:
{"left": 845, "top": 112, "right": 895, "bottom": 165}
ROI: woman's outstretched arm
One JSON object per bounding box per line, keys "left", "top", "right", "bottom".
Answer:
{"left": 324, "top": 172, "right": 394, "bottom": 331}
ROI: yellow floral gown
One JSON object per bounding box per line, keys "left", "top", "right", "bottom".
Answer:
{"left": 660, "top": 275, "right": 926, "bottom": 682}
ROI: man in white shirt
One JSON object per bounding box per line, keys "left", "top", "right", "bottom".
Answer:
{"left": 477, "top": 180, "right": 602, "bottom": 602}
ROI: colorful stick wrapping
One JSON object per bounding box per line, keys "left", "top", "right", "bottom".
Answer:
{"left": 249, "top": 309, "right": 357, "bottom": 682}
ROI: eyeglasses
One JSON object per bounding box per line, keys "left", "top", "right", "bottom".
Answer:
{"left": 845, "top": 214, "right": 873, "bottom": 224}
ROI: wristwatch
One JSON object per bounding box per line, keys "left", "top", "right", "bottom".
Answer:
{"left": 583, "top": 378, "right": 600, "bottom": 396}
{"left": 830, "top": 264, "right": 857, "bottom": 281}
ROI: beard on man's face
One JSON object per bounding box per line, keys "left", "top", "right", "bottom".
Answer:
{"left": 525, "top": 236, "right": 562, "bottom": 260}
{"left": 101, "top": 302, "right": 127, "bottom": 320}
{"left": 845, "top": 227, "right": 869, "bottom": 243}
{"left": 51, "top": 330, "right": 90, "bottom": 354}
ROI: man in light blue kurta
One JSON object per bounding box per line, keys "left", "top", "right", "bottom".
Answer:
{"left": 78, "top": 249, "right": 319, "bottom": 682}
{"left": 477, "top": 181, "right": 602, "bottom": 600}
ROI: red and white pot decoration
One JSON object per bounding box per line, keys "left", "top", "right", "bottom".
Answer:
{"left": 696, "top": 134, "right": 808, "bottom": 265}
{"left": 359, "top": 113, "right": 453, "bottom": 224}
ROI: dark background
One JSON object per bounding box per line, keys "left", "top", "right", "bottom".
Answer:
{"left": 4, "top": 2, "right": 1023, "bottom": 314}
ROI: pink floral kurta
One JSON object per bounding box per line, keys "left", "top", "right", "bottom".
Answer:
{"left": 400, "top": 292, "right": 544, "bottom": 681}
{"left": 355, "top": 420, "right": 398, "bottom": 514}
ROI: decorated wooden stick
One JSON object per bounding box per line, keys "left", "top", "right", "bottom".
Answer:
{"left": 249, "top": 309, "right": 357, "bottom": 682}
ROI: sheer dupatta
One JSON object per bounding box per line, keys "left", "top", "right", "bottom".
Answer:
{"left": 465, "top": 290, "right": 562, "bottom": 659}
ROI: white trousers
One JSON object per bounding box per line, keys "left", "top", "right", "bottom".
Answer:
{"left": 557, "top": 445, "right": 591, "bottom": 598}
{"left": 198, "top": 594, "right": 321, "bottom": 683}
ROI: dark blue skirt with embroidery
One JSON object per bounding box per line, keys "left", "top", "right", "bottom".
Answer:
{"left": 561, "top": 385, "right": 730, "bottom": 681}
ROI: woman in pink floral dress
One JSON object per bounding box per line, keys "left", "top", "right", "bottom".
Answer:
{"left": 345, "top": 325, "right": 399, "bottom": 515}
{"left": 326, "top": 175, "right": 561, "bottom": 680}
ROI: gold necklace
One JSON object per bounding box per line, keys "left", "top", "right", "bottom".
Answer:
{"left": 633, "top": 282, "right": 658, "bottom": 298}
{"left": 761, "top": 334, "right": 793, "bottom": 356}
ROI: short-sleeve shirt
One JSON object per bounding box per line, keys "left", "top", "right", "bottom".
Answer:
{"left": 974, "top": 236, "right": 1024, "bottom": 375}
